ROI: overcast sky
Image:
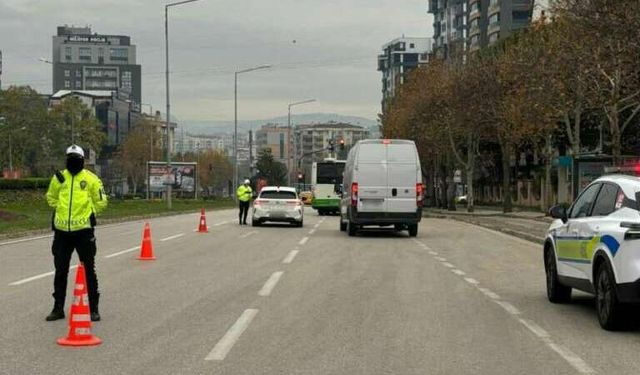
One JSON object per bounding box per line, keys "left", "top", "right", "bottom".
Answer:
{"left": 1, "top": 0, "right": 433, "bottom": 122}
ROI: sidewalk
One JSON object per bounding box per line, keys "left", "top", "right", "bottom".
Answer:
{"left": 424, "top": 206, "right": 552, "bottom": 244}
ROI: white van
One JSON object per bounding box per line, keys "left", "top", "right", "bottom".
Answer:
{"left": 339, "top": 139, "right": 423, "bottom": 237}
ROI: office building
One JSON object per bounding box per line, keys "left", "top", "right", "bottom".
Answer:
{"left": 52, "top": 26, "right": 141, "bottom": 103}
{"left": 378, "top": 37, "right": 433, "bottom": 110}
{"left": 255, "top": 124, "right": 291, "bottom": 165}
{"left": 294, "top": 123, "right": 369, "bottom": 175}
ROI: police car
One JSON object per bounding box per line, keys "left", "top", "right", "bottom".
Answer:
{"left": 545, "top": 175, "right": 640, "bottom": 330}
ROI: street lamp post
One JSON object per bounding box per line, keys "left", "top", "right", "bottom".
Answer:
{"left": 233, "top": 65, "right": 271, "bottom": 198}
{"left": 287, "top": 99, "right": 316, "bottom": 185}
{"left": 165, "top": 0, "right": 201, "bottom": 209}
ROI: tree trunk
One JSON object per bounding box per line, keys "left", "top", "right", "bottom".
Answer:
{"left": 544, "top": 136, "right": 553, "bottom": 212}
{"left": 501, "top": 142, "right": 513, "bottom": 213}
{"left": 609, "top": 105, "right": 622, "bottom": 165}
{"left": 466, "top": 139, "right": 476, "bottom": 213}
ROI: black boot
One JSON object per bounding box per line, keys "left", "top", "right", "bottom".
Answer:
{"left": 90, "top": 294, "right": 101, "bottom": 322}
{"left": 45, "top": 301, "right": 65, "bottom": 321}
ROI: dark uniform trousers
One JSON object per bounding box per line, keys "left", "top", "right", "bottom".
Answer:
{"left": 52, "top": 228, "right": 99, "bottom": 309}
{"left": 239, "top": 201, "right": 250, "bottom": 223}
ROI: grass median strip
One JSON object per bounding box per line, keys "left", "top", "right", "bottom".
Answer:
{"left": 0, "top": 198, "right": 235, "bottom": 238}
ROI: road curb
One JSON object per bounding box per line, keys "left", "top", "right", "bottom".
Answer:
{"left": 424, "top": 213, "right": 544, "bottom": 244}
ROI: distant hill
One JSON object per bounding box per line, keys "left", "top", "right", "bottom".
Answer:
{"left": 180, "top": 113, "right": 378, "bottom": 135}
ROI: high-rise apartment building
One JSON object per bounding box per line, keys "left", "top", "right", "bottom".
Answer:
{"left": 52, "top": 26, "right": 141, "bottom": 103}
{"left": 378, "top": 37, "right": 433, "bottom": 110}
{"left": 255, "top": 124, "right": 291, "bottom": 165}
{"left": 430, "top": 0, "right": 468, "bottom": 60}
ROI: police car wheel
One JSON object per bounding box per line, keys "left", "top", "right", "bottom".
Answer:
{"left": 595, "top": 262, "right": 623, "bottom": 331}
{"left": 340, "top": 219, "right": 347, "bottom": 232}
{"left": 545, "top": 249, "right": 571, "bottom": 303}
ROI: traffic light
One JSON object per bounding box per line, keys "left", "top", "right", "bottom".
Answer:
{"left": 339, "top": 139, "right": 345, "bottom": 151}
{"left": 297, "top": 172, "right": 304, "bottom": 183}
{"left": 327, "top": 140, "right": 335, "bottom": 152}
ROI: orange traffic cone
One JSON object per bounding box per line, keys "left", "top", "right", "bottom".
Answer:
{"left": 138, "top": 222, "right": 156, "bottom": 260}
{"left": 57, "top": 263, "right": 102, "bottom": 346}
{"left": 197, "top": 208, "right": 208, "bottom": 233}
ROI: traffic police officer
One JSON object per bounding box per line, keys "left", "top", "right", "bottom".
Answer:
{"left": 236, "top": 179, "right": 253, "bottom": 225}
{"left": 45, "top": 145, "right": 108, "bottom": 322}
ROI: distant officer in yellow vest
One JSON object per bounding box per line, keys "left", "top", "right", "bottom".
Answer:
{"left": 45, "top": 145, "right": 108, "bottom": 322}
{"left": 236, "top": 179, "right": 253, "bottom": 225}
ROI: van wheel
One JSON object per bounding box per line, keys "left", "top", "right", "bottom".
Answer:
{"left": 595, "top": 261, "right": 623, "bottom": 330}
{"left": 408, "top": 224, "right": 418, "bottom": 237}
{"left": 347, "top": 220, "right": 358, "bottom": 237}
{"left": 394, "top": 224, "right": 404, "bottom": 231}
{"left": 340, "top": 219, "right": 347, "bottom": 232}
{"left": 544, "top": 249, "right": 571, "bottom": 303}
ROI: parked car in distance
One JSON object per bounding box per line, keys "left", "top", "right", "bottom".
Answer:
{"left": 340, "top": 139, "right": 423, "bottom": 237}
{"left": 299, "top": 191, "right": 313, "bottom": 206}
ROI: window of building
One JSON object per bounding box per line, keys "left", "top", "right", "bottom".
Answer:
{"left": 470, "top": 2, "right": 480, "bottom": 13}
{"left": 65, "top": 47, "right": 72, "bottom": 61}
{"left": 121, "top": 71, "right": 132, "bottom": 90}
{"left": 75, "top": 70, "right": 81, "bottom": 78}
{"left": 489, "top": 0, "right": 499, "bottom": 5}
{"left": 470, "top": 19, "right": 479, "bottom": 28}
{"left": 75, "top": 80, "right": 82, "bottom": 88}
{"left": 409, "top": 43, "right": 415, "bottom": 49}
{"left": 470, "top": 35, "right": 480, "bottom": 45}
{"left": 79, "top": 47, "right": 92, "bottom": 61}
{"left": 64, "top": 80, "right": 70, "bottom": 88}
{"left": 64, "top": 70, "right": 70, "bottom": 77}
{"left": 489, "top": 13, "right": 500, "bottom": 24}
{"left": 513, "top": 10, "right": 531, "bottom": 21}
{"left": 110, "top": 48, "right": 128, "bottom": 62}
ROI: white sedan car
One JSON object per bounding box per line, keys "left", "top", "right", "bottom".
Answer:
{"left": 252, "top": 186, "right": 304, "bottom": 227}
{"left": 545, "top": 175, "right": 640, "bottom": 330}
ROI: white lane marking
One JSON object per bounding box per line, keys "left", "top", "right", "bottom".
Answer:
{"left": 458, "top": 220, "right": 537, "bottom": 246}
{"left": 160, "top": 233, "right": 185, "bottom": 242}
{"left": 518, "top": 319, "right": 550, "bottom": 339}
{"left": 299, "top": 237, "right": 309, "bottom": 245}
{"left": 464, "top": 277, "right": 479, "bottom": 285}
{"left": 428, "top": 251, "right": 439, "bottom": 256}
{"left": 9, "top": 264, "right": 78, "bottom": 286}
{"left": 0, "top": 234, "right": 53, "bottom": 247}
{"left": 451, "top": 269, "right": 466, "bottom": 276}
{"left": 214, "top": 221, "right": 228, "bottom": 227}
{"left": 546, "top": 341, "right": 595, "bottom": 374}
{"left": 104, "top": 246, "right": 140, "bottom": 259}
{"left": 258, "top": 271, "right": 284, "bottom": 297}
{"left": 282, "top": 250, "right": 299, "bottom": 264}
{"left": 442, "top": 262, "right": 455, "bottom": 268}
{"left": 308, "top": 229, "right": 316, "bottom": 235}
{"left": 478, "top": 287, "right": 501, "bottom": 300}
{"left": 239, "top": 231, "right": 258, "bottom": 239}
{"left": 205, "top": 309, "right": 259, "bottom": 361}
{"left": 435, "top": 257, "right": 447, "bottom": 262}
{"left": 494, "top": 300, "right": 521, "bottom": 315}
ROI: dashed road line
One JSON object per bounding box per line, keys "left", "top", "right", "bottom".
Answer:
{"left": 258, "top": 271, "right": 284, "bottom": 297}
{"left": 478, "top": 287, "right": 501, "bottom": 300}
{"left": 104, "top": 246, "right": 140, "bottom": 259}
{"left": 299, "top": 237, "right": 309, "bottom": 245}
{"left": 518, "top": 318, "right": 550, "bottom": 339}
{"left": 494, "top": 300, "right": 521, "bottom": 315}
{"left": 435, "top": 257, "right": 447, "bottom": 262}
{"left": 239, "top": 231, "right": 258, "bottom": 239}
{"left": 442, "top": 262, "right": 455, "bottom": 268}
{"left": 214, "top": 221, "right": 229, "bottom": 227}
{"left": 160, "top": 233, "right": 185, "bottom": 242}
{"left": 9, "top": 264, "right": 78, "bottom": 286}
{"left": 282, "top": 250, "right": 299, "bottom": 264}
{"left": 0, "top": 234, "right": 53, "bottom": 247}
{"left": 428, "top": 251, "right": 438, "bottom": 256}
{"left": 205, "top": 309, "right": 259, "bottom": 361}
{"left": 464, "top": 277, "right": 479, "bottom": 285}
{"left": 451, "top": 269, "right": 466, "bottom": 276}
{"left": 308, "top": 229, "right": 316, "bottom": 235}
{"left": 546, "top": 341, "right": 595, "bottom": 374}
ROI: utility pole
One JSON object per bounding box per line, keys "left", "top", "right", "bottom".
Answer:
{"left": 248, "top": 129, "right": 253, "bottom": 178}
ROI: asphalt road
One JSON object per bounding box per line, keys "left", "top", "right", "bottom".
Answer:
{"left": 2, "top": 208, "right": 640, "bottom": 374}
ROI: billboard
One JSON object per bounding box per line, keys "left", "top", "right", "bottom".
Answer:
{"left": 147, "top": 162, "right": 197, "bottom": 195}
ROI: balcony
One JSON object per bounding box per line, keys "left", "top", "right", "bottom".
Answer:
{"left": 469, "top": 24, "right": 480, "bottom": 36}
{"left": 488, "top": 22, "right": 501, "bottom": 36}
{"left": 469, "top": 8, "right": 481, "bottom": 21}
{"left": 488, "top": 2, "right": 501, "bottom": 16}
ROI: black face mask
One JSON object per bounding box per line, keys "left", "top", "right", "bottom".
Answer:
{"left": 66, "top": 156, "right": 85, "bottom": 175}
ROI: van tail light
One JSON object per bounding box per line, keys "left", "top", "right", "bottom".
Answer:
{"left": 351, "top": 183, "right": 359, "bottom": 207}
{"left": 416, "top": 183, "right": 424, "bottom": 207}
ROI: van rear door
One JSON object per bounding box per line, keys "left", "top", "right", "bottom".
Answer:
{"left": 386, "top": 143, "right": 419, "bottom": 213}
{"left": 356, "top": 143, "right": 388, "bottom": 212}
